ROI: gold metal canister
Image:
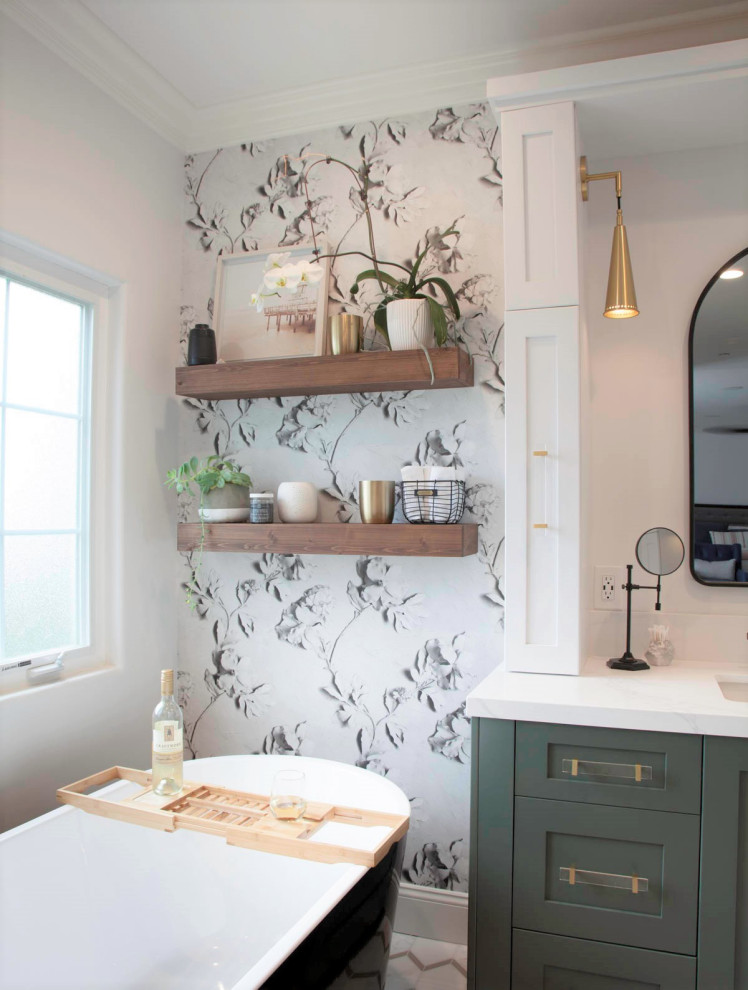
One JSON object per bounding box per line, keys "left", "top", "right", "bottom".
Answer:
{"left": 330, "top": 314, "right": 362, "bottom": 355}
{"left": 359, "top": 481, "right": 395, "bottom": 524}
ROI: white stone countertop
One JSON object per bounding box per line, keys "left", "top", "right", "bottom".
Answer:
{"left": 466, "top": 658, "right": 748, "bottom": 737}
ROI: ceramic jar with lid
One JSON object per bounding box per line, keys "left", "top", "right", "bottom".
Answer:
{"left": 249, "top": 492, "right": 274, "bottom": 523}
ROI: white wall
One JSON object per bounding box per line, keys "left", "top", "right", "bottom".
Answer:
{"left": 0, "top": 15, "right": 182, "bottom": 829}
{"left": 584, "top": 142, "right": 748, "bottom": 663}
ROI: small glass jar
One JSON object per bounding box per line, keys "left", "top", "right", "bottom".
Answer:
{"left": 249, "top": 492, "right": 274, "bottom": 523}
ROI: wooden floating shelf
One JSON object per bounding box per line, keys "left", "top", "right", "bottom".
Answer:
{"left": 175, "top": 347, "right": 473, "bottom": 400}
{"left": 178, "top": 522, "right": 479, "bottom": 557}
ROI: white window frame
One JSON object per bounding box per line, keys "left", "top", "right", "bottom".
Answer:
{"left": 0, "top": 236, "right": 117, "bottom": 690}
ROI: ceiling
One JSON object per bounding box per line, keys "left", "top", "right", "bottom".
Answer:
{"left": 78, "top": 0, "right": 729, "bottom": 108}
{"left": 3, "top": 0, "right": 748, "bottom": 150}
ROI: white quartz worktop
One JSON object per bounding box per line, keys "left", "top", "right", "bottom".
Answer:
{"left": 466, "top": 658, "right": 748, "bottom": 737}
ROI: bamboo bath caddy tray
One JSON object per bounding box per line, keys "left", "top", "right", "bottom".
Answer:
{"left": 57, "top": 766, "right": 409, "bottom": 868}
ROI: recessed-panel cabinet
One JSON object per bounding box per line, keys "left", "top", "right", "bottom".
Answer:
{"left": 498, "top": 100, "right": 584, "bottom": 676}
{"left": 698, "top": 735, "right": 748, "bottom": 990}
{"left": 512, "top": 929, "right": 696, "bottom": 990}
{"left": 469, "top": 719, "right": 748, "bottom": 990}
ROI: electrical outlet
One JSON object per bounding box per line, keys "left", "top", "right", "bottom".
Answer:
{"left": 594, "top": 565, "right": 626, "bottom": 610}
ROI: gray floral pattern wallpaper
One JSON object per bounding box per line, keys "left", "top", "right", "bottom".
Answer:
{"left": 178, "top": 103, "right": 505, "bottom": 891}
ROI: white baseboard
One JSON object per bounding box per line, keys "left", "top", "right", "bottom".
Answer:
{"left": 395, "top": 882, "right": 468, "bottom": 945}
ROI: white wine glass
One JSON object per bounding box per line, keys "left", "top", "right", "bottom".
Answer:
{"left": 270, "top": 769, "right": 307, "bottom": 821}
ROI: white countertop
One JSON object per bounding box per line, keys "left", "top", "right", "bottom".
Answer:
{"left": 466, "top": 658, "right": 748, "bottom": 737}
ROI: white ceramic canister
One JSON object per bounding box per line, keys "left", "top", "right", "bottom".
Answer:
{"left": 277, "top": 482, "right": 318, "bottom": 523}
{"left": 386, "top": 298, "right": 435, "bottom": 351}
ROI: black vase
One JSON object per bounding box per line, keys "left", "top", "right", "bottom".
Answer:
{"left": 187, "top": 324, "right": 217, "bottom": 366}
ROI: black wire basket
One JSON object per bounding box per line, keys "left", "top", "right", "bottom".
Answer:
{"left": 400, "top": 480, "right": 466, "bottom": 524}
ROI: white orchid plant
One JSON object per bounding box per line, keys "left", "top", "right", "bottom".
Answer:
{"left": 284, "top": 153, "right": 460, "bottom": 351}
{"left": 250, "top": 252, "right": 325, "bottom": 312}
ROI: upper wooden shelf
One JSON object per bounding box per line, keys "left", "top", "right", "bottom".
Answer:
{"left": 178, "top": 523, "right": 478, "bottom": 557}
{"left": 175, "top": 347, "right": 473, "bottom": 400}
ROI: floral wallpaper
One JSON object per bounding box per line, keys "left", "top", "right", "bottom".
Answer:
{"left": 177, "top": 103, "right": 505, "bottom": 891}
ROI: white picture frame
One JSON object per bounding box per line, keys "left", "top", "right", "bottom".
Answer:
{"left": 212, "top": 245, "right": 330, "bottom": 362}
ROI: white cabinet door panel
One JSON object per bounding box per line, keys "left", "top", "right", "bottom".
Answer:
{"left": 505, "top": 305, "right": 581, "bottom": 674}
{"left": 501, "top": 102, "right": 580, "bottom": 311}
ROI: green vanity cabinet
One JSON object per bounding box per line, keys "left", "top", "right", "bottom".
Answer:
{"left": 698, "top": 735, "right": 748, "bottom": 990}
{"left": 469, "top": 719, "right": 748, "bottom": 990}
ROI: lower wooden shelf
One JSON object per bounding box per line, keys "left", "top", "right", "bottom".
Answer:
{"left": 178, "top": 522, "right": 479, "bottom": 557}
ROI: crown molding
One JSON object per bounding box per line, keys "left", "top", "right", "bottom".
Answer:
{"left": 0, "top": 0, "right": 193, "bottom": 148}
{"left": 487, "top": 37, "right": 748, "bottom": 113}
{"left": 3, "top": 0, "right": 748, "bottom": 153}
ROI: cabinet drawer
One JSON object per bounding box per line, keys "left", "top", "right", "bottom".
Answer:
{"left": 513, "top": 797, "right": 699, "bottom": 954}
{"left": 515, "top": 722, "right": 702, "bottom": 813}
{"left": 512, "top": 929, "right": 696, "bottom": 989}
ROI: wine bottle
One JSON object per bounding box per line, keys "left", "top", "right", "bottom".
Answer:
{"left": 152, "top": 669, "right": 183, "bottom": 795}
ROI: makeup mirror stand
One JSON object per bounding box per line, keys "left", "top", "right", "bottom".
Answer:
{"left": 607, "top": 527, "right": 685, "bottom": 672}
{"left": 607, "top": 564, "right": 662, "bottom": 671}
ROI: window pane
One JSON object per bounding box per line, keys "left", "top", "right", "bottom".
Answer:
{"left": 4, "top": 409, "right": 80, "bottom": 531}
{"left": 4, "top": 534, "right": 79, "bottom": 660}
{"left": 0, "top": 276, "right": 6, "bottom": 399}
{"left": 6, "top": 281, "right": 82, "bottom": 414}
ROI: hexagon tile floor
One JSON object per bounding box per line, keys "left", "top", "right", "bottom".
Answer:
{"left": 328, "top": 929, "right": 467, "bottom": 990}
{"left": 385, "top": 934, "right": 467, "bottom": 990}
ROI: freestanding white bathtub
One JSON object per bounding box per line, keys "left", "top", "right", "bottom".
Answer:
{"left": 0, "top": 755, "right": 410, "bottom": 990}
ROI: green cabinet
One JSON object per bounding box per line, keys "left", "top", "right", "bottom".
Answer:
{"left": 512, "top": 930, "right": 696, "bottom": 990}
{"left": 698, "top": 735, "right": 748, "bottom": 990}
{"left": 469, "top": 719, "right": 747, "bottom": 990}
{"left": 513, "top": 797, "right": 699, "bottom": 953}
{"left": 514, "top": 721, "right": 702, "bottom": 813}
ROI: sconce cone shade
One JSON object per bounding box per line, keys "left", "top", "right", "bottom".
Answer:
{"left": 604, "top": 210, "right": 639, "bottom": 318}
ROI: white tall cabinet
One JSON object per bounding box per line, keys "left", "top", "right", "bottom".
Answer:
{"left": 494, "top": 98, "right": 585, "bottom": 675}
{"left": 490, "top": 39, "right": 748, "bottom": 676}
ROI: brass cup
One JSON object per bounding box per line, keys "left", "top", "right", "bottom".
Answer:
{"left": 359, "top": 481, "right": 395, "bottom": 524}
{"left": 330, "top": 314, "right": 362, "bottom": 355}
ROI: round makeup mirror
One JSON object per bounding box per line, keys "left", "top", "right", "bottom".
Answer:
{"left": 636, "top": 527, "right": 685, "bottom": 576}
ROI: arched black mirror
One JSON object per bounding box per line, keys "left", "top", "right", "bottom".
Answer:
{"left": 689, "top": 247, "right": 748, "bottom": 587}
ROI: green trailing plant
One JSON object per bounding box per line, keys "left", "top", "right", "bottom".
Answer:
{"left": 166, "top": 456, "right": 251, "bottom": 498}
{"left": 166, "top": 456, "right": 252, "bottom": 608}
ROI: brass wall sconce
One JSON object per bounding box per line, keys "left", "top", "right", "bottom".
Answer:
{"left": 580, "top": 156, "right": 639, "bottom": 319}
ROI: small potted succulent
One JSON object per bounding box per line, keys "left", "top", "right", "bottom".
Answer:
{"left": 166, "top": 455, "right": 252, "bottom": 522}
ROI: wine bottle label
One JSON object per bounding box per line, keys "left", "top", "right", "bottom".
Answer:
{"left": 153, "top": 720, "right": 183, "bottom": 756}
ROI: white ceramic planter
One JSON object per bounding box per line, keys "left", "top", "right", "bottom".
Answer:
{"left": 199, "top": 484, "right": 250, "bottom": 522}
{"left": 386, "top": 298, "right": 435, "bottom": 351}
{"left": 277, "top": 482, "right": 318, "bottom": 523}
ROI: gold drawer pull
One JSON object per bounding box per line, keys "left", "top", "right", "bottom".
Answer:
{"left": 560, "top": 866, "right": 648, "bottom": 894}
{"left": 561, "top": 758, "right": 653, "bottom": 782}
{"left": 533, "top": 523, "right": 549, "bottom": 529}
{"left": 532, "top": 450, "right": 548, "bottom": 457}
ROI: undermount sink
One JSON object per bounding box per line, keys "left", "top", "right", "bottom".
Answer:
{"left": 716, "top": 678, "right": 748, "bottom": 703}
